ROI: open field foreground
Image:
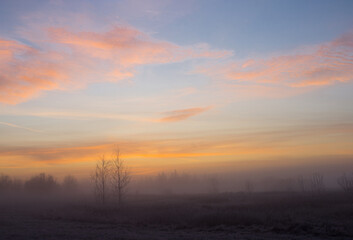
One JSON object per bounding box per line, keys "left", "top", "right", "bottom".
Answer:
{"left": 1, "top": 192, "right": 353, "bottom": 240}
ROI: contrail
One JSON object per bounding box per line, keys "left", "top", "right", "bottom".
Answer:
{"left": 0, "top": 121, "right": 42, "bottom": 133}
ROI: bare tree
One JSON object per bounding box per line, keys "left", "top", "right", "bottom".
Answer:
{"left": 0, "top": 174, "right": 12, "bottom": 192}
{"left": 297, "top": 175, "right": 306, "bottom": 192}
{"left": 63, "top": 175, "right": 78, "bottom": 192}
{"left": 92, "top": 156, "right": 110, "bottom": 204}
{"left": 310, "top": 172, "right": 325, "bottom": 193}
{"left": 208, "top": 177, "right": 219, "bottom": 194}
{"left": 244, "top": 180, "right": 254, "bottom": 193}
{"left": 110, "top": 148, "right": 131, "bottom": 206}
{"left": 278, "top": 178, "right": 295, "bottom": 192}
{"left": 337, "top": 173, "right": 353, "bottom": 193}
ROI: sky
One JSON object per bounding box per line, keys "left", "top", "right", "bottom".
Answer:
{"left": 1, "top": 0, "right": 353, "bottom": 179}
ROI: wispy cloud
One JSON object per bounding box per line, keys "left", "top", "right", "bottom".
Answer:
{"left": 196, "top": 32, "right": 353, "bottom": 97}
{"left": 47, "top": 26, "right": 230, "bottom": 66}
{"left": 157, "top": 106, "right": 211, "bottom": 122}
{"left": 0, "top": 24, "right": 231, "bottom": 104}
{"left": 0, "top": 121, "right": 42, "bottom": 133}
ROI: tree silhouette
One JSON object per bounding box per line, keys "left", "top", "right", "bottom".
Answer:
{"left": 337, "top": 173, "right": 353, "bottom": 193}
{"left": 62, "top": 175, "right": 78, "bottom": 192}
{"left": 0, "top": 174, "right": 12, "bottom": 192}
{"left": 110, "top": 148, "right": 131, "bottom": 206}
{"left": 297, "top": 175, "right": 306, "bottom": 192}
{"left": 24, "top": 173, "right": 58, "bottom": 193}
{"left": 208, "top": 177, "right": 219, "bottom": 194}
{"left": 244, "top": 180, "right": 254, "bottom": 193}
{"left": 92, "top": 156, "right": 110, "bottom": 204}
{"left": 310, "top": 172, "right": 325, "bottom": 193}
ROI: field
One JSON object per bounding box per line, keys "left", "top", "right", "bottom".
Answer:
{"left": 1, "top": 192, "right": 353, "bottom": 240}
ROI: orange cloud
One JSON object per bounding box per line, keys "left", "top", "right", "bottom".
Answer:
{"left": 0, "top": 25, "right": 231, "bottom": 104}
{"left": 197, "top": 32, "right": 353, "bottom": 94}
{"left": 157, "top": 106, "right": 211, "bottom": 122}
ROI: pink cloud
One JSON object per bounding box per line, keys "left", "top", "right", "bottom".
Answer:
{"left": 0, "top": 39, "right": 69, "bottom": 104}
{"left": 197, "top": 32, "right": 353, "bottom": 92}
{"left": 157, "top": 106, "right": 211, "bottom": 122}
{"left": 47, "top": 26, "right": 230, "bottom": 66}
{"left": 0, "top": 25, "right": 231, "bottom": 104}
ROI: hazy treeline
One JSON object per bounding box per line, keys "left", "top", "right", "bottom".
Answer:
{"left": 0, "top": 173, "right": 79, "bottom": 194}
{"left": 132, "top": 170, "right": 353, "bottom": 194}
{"left": 1, "top": 170, "right": 353, "bottom": 198}
{"left": 133, "top": 171, "right": 221, "bottom": 195}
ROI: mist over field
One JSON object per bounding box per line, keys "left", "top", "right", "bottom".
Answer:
{"left": 1, "top": 150, "right": 353, "bottom": 240}
{"left": 2, "top": 162, "right": 353, "bottom": 240}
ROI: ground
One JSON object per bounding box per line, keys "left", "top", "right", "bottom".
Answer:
{"left": 1, "top": 192, "right": 352, "bottom": 239}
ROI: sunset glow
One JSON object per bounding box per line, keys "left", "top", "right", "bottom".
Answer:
{"left": 1, "top": 0, "right": 353, "bottom": 180}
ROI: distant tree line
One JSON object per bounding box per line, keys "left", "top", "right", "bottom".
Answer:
{"left": 1, "top": 158, "right": 353, "bottom": 200}
{"left": 265, "top": 172, "right": 353, "bottom": 194}
{"left": 137, "top": 170, "right": 210, "bottom": 194}
{"left": 137, "top": 171, "right": 353, "bottom": 195}
{"left": 0, "top": 173, "right": 78, "bottom": 194}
